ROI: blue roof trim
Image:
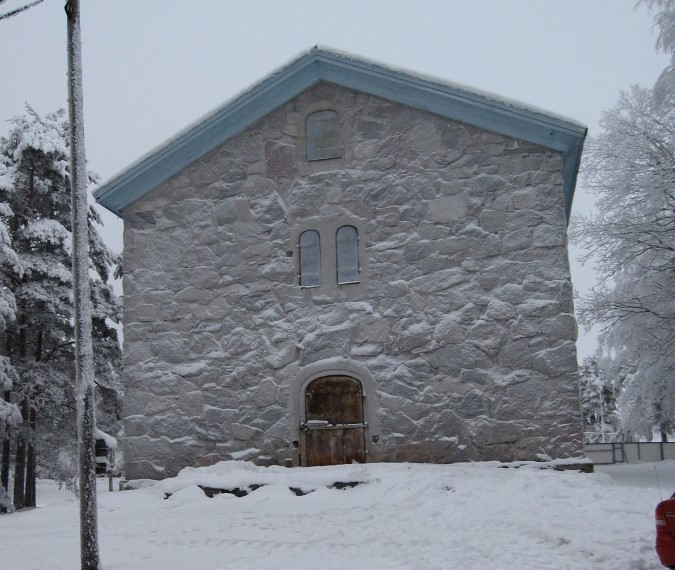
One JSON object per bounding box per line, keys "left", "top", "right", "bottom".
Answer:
{"left": 94, "top": 48, "right": 586, "bottom": 220}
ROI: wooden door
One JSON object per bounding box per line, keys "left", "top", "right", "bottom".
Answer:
{"left": 303, "top": 375, "right": 366, "bottom": 466}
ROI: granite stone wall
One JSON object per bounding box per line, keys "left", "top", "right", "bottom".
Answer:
{"left": 121, "top": 81, "right": 583, "bottom": 479}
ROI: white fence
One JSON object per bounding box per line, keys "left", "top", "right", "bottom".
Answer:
{"left": 585, "top": 442, "right": 675, "bottom": 464}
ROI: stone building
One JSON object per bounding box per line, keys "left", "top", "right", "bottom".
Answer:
{"left": 95, "top": 48, "right": 587, "bottom": 480}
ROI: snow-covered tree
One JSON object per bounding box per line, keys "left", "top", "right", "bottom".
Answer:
{"left": 578, "top": 356, "right": 624, "bottom": 443}
{"left": 640, "top": 0, "right": 675, "bottom": 55}
{"left": 0, "top": 106, "right": 121, "bottom": 510}
{"left": 0, "top": 156, "right": 18, "bottom": 334}
{"left": 572, "top": 84, "right": 675, "bottom": 439}
{"left": 0, "top": 150, "right": 21, "bottom": 511}
{"left": 0, "top": 355, "right": 21, "bottom": 512}
{"left": 572, "top": 1, "right": 675, "bottom": 441}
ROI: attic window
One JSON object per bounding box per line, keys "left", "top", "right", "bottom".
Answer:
{"left": 306, "top": 110, "right": 342, "bottom": 161}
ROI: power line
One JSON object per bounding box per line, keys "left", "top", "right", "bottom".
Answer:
{"left": 0, "top": 0, "right": 45, "bottom": 22}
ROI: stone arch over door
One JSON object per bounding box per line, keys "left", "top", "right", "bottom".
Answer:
{"left": 303, "top": 375, "right": 366, "bottom": 466}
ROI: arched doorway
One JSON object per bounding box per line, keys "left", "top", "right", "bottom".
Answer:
{"left": 302, "top": 375, "right": 366, "bottom": 466}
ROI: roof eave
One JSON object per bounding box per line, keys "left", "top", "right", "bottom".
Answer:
{"left": 93, "top": 51, "right": 324, "bottom": 216}
{"left": 94, "top": 49, "right": 587, "bottom": 220}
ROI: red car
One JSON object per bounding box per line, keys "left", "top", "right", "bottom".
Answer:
{"left": 657, "top": 494, "right": 675, "bottom": 568}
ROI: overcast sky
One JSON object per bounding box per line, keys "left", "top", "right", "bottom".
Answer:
{"left": 0, "top": 0, "right": 670, "bottom": 358}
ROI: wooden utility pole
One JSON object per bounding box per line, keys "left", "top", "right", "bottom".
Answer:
{"left": 65, "top": 1, "right": 100, "bottom": 568}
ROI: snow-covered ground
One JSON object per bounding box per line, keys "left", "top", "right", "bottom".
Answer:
{"left": 1, "top": 460, "right": 673, "bottom": 570}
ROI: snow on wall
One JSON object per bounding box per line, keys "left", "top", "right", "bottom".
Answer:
{"left": 121, "top": 82, "right": 582, "bottom": 480}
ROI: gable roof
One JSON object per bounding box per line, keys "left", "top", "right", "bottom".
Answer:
{"left": 94, "top": 47, "right": 587, "bottom": 220}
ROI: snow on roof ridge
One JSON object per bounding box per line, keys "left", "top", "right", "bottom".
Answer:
{"left": 94, "top": 46, "right": 586, "bottom": 216}
{"left": 309, "top": 45, "right": 587, "bottom": 130}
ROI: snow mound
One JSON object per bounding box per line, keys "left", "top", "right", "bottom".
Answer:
{"left": 157, "top": 460, "right": 373, "bottom": 496}
{"left": 4, "top": 461, "right": 674, "bottom": 569}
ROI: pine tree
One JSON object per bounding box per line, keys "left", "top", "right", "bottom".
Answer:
{"left": 0, "top": 106, "right": 121, "bottom": 510}
{"left": 0, "top": 137, "right": 23, "bottom": 512}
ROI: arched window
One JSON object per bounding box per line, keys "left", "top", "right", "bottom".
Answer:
{"left": 336, "top": 225, "right": 360, "bottom": 284}
{"left": 299, "top": 230, "right": 321, "bottom": 287}
{"left": 306, "top": 110, "right": 342, "bottom": 161}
